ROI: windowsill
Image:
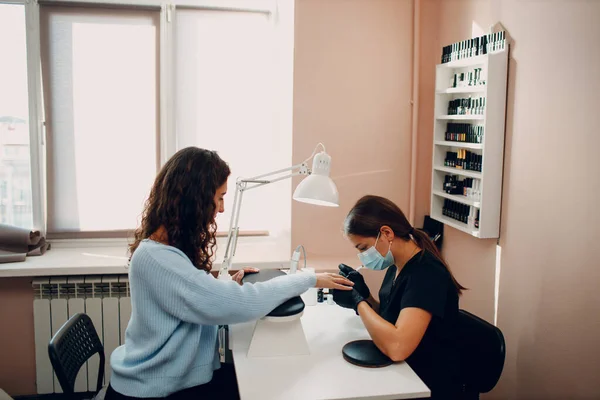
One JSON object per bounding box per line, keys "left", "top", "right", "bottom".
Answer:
{"left": 0, "top": 242, "right": 355, "bottom": 278}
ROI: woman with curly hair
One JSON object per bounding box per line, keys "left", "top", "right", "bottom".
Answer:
{"left": 106, "top": 147, "right": 353, "bottom": 399}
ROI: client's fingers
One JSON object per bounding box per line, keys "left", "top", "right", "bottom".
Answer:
{"left": 332, "top": 282, "right": 354, "bottom": 291}
{"left": 233, "top": 270, "right": 244, "bottom": 284}
{"left": 332, "top": 275, "right": 354, "bottom": 287}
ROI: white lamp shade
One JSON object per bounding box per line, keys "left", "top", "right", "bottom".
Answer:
{"left": 293, "top": 175, "right": 339, "bottom": 206}
{"left": 293, "top": 151, "right": 339, "bottom": 207}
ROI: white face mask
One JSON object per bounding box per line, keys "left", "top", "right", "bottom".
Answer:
{"left": 357, "top": 232, "right": 395, "bottom": 271}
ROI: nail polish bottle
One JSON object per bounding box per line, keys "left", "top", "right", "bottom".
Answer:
{"left": 474, "top": 209, "right": 480, "bottom": 228}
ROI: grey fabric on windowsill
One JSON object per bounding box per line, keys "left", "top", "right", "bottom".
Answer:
{"left": 0, "top": 223, "right": 51, "bottom": 263}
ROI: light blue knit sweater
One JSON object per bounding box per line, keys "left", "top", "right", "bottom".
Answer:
{"left": 110, "top": 239, "right": 316, "bottom": 397}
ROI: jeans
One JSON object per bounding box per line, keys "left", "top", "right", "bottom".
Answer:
{"left": 105, "top": 364, "right": 240, "bottom": 400}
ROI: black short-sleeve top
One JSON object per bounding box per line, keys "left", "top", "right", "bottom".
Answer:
{"left": 378, "top": 250, "right": 461, "bottom": 399}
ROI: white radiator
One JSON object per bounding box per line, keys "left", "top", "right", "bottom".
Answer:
{"left": 33, "top": 275, "right": 131, "bottom": 394}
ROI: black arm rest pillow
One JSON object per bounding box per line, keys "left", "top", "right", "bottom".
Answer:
{"left": 241, "top": 269, "right": 305, "bottom": 317}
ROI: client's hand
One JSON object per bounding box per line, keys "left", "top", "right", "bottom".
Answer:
{"left": 338, "top": 264, "right": 370, "bottom": 300}
{"left": 315, "top": 273, "right": 354, "bottom": 291}
{"left": 232, "top": 267, "right": 260, "bottom": 285}
{"left": 333, "top": 288, "right": 367, "bottom": 313}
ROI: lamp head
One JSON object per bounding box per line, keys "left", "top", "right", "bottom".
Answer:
{"left": 293, "top": 151, "right": 339, "bottom": 207}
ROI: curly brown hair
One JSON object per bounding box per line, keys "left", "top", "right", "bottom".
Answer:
{"left": 129, "top": 147, "right": 230, "bottom": 272}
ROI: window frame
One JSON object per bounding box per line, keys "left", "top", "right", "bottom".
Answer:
{"left": 20, "top": 0, "right": 292, "bottom": 245}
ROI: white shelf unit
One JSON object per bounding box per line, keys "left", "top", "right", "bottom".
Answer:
{"left": 430, "top": 49, "right": 508, "bottom": 239}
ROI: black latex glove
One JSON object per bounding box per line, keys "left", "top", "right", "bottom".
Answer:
{"left": 333, "top": 288, "right": 367, "bottom": 313}
{"left": 338, "top": 264, "right": 370, "bottom": 300}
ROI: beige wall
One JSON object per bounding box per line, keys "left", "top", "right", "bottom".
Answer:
{"left": 417, "top": 0, "right": 600, "bottom": 398}
{"left": 0, "top": 278, "right": 37, "bottom": 394}
{"left": 292, "top": 0, "right": 414, "bottom": 262}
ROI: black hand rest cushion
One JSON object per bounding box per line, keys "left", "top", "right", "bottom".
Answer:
{"left": 342, "top": 340, "right": 393, "bottom": 368}
{"left": 241, "top": 269, "right": 305, "bottom": 317}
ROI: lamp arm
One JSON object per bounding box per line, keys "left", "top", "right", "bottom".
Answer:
{"left": 217, "top": 162, "right": 311, "bottom": 280}
{"left": 244, "top": 162, "right": 308, "bottom": 181}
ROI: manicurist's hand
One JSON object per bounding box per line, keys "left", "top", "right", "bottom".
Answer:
{"left": 232, "top": 267, "right": 260, "bottom": 285}
{"left": 333, "top": 288, "right": 367, "bottom": 313}
{"left": 338, "top": 264, "right": 370, "bottom": 299}
{"left": 315, "top": 273, "right": 354, "bottom": 291}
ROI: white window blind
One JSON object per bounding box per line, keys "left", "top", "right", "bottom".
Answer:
{"left": 175, "top": 9, "right": 291, "bottom": 236}
{"left": 0, "top": 4, "right": 34, "bottom": 229}
{"left": 41, "top": 7, "right": 159, "bottom": 235}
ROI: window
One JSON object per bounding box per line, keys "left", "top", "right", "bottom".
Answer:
{"left": 175, "top": 8, "right": 292, "bottom": 237}
{"left": 19, "top": 1, "right": 292, "bottom": 243}
{"left": 41, "top": 7, "right": 159, "bottom": 236}
{"left": 0, "top": 4, "right": 34, "bottom": 229}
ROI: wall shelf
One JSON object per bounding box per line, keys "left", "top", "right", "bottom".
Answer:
{"left": 432, "top": 190, "right": 481, "bottom": 208}
{"left": 436, "top": 115, "right": 485, "bottom": 121}
{"left": 430, "top": 49, "right": 508, "bottom": 239}
{"left": 431, "top": 212, "right": 480, "bottom": 238}
{"left": 436, "top": 86, "right": 486, "bottom": 95}
{"left": 437, "top": 54, "right": 487, "bottom": 69}
{"left": 434, "top": 140, "right": 483, "bottom": 150}
{"left": 434, "top": 166, "right": 482, "bottom": 179}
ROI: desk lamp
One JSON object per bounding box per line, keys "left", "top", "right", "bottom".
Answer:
{"left": 218, "top": 143, "right": 339, "bottom": 280}
{"left": 218, "top": 143, "right": 339, "bottom": 357}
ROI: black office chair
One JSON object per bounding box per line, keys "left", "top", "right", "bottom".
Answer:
{"left": 456, "top": 309, "right": 505, "bottom": 399}
{"left": 48, "top": 313, "right": 106, "bottom": 399}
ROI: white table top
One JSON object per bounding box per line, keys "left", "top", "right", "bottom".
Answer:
{"left": 230, "top": 304, "right": 430, "bottom": 400}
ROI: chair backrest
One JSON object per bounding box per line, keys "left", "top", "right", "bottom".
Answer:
{"left": 456, "top": 309, "right": 505, "bottom": 394}
{"left": 48, "top": 313, "right": 105, "bottom": 395}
